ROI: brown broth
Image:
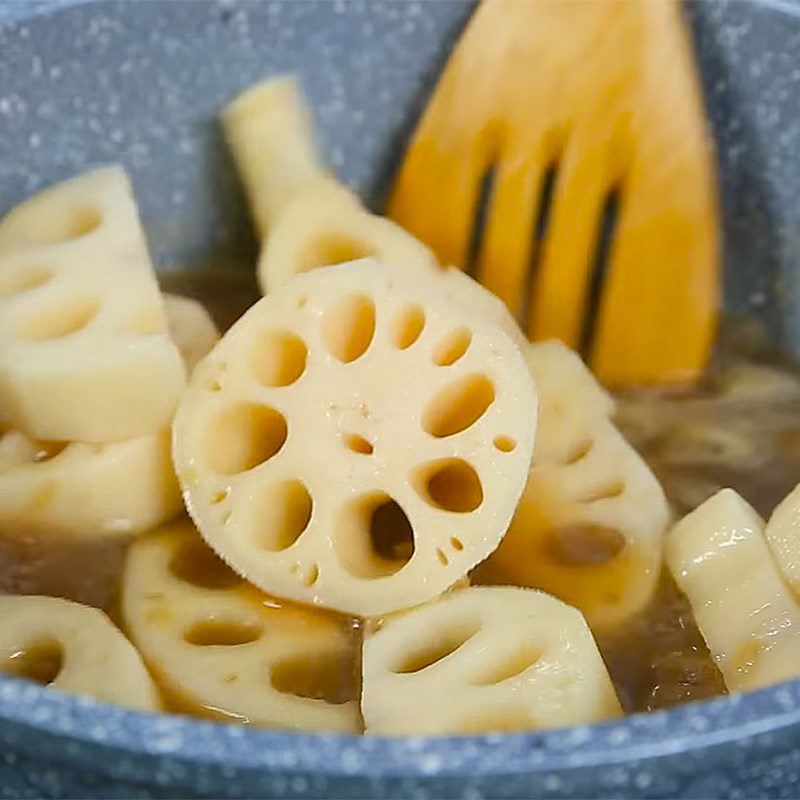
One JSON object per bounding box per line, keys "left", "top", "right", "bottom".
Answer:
{"left": 2, "top": 267, "right": 799, "bottom": 721}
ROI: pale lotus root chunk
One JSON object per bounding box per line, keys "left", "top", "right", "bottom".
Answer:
{"left": 222, "top": 76, "right": 436, "bottom": 294}
{"left": 0, "top": 296, "right": 218, "bottom": 540}
{"left": 764, "top": 481, "right": 800, "bottom": 602}
{"left": 163, "top": 293, "right": 220, "bottom": 375}
{"left": 362, "top": 586, "right": 621, "bottom": 735}
{"left": 173, "top": 260, "right": 536, "bottom": 616}
{"left": 0, "top": 167, "right": 185, "bottom": 442}
{"left": 123, "top": 519, "right": 360, "bottom": 732}
{"left": 667, "top": 489, "right": 800, "bottom": 692}
{"left": 480, "top": 341, "right": 668, "bottom": 631}
{"left": 0, "top": 595, "right": 159, "bottom": 712}
{"left": 0, "top": 428, "right": 181, "bottom": 540}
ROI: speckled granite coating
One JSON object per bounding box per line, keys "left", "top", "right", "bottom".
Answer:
{"left": 1, "top": 0, "right": 800, "bottom": 797}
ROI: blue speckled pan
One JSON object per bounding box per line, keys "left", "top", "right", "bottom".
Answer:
{"left": 1, "top": 1, "right": 800, "bottom": 797}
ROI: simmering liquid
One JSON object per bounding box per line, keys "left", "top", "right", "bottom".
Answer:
{"left": 3, "top": 268, "right": 799, "bottom": 717}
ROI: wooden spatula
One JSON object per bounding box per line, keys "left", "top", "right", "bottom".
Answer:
{"left": 389, "top": 0, "right": 719, "bottom": 387}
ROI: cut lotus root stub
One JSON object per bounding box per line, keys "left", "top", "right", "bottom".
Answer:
{"left": 478, "top": 341, "right": 668, "bottom": 631}
{"left": 222, "top": 76, "right": 437, "bottom": 295}
{"left": 173, "top": 259, "right": 536, "bottom": 617}
{"left": 222, "top": 75, "right": 327, "bottom": 239}
{"left": 362, "top": 586, "right": 621, "bottom": 734}
{"left": 0, "top": 167, "right": 185, "bottom": 442}
{"left": 667, "top": 489, "right": 800, "bottom": 692}
{"left": 0, "top": 594, "right": 159, "bottom": 712}
{"left": 122, "top": 519, "right": 360, "bottom": 732}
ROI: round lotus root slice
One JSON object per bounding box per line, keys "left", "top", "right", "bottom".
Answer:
{"left": 478, "top": 341, "right": 668, "bottom": 632}
{"left": 0, "top": 594, "right": 159, "bottom": 712}
{"left": 173, "top": 259, "right": 536, "bottom": 617}
{"left": 362, "top": 586, "right": 621, "bottom": 735}
{"left": 122, "top": 519, "right": 360, "bottom": 732}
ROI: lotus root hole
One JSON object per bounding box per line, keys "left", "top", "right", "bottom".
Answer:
{"left": 204, "top": 361, "right": 226, "bottom": 393}
{"left": 33, "top": 441, "right": 68, "bottom": 463}
{"left": 391, "top": 304, "right": 425, "bottom": 350}
{"left": 270, "top": 650, "right": 357, "bottom": 705}
{"left": 423, "top": 374, "right": 495, "bottom": 437}
{"left": 0, "top": 265, "right": 54, "bottom": 297}
{"left": 579, "top": 480, "right": 626, "bottom": 503}
{"left": 18, "top": 296, "right": 100, "bottom": 341}
{"left": 299, "top": 233, "right": 375, "bottom": 273}
{"left": 335, "top": 493, "right": 415, "bottom": 579}
{"left": 433, "top": 327, "right": 472, "bottom": 366}
{"left": 252, "top": 330, "right": 307, "bottom": 387}
{"left": 184, "top": 619, "right": 262, "bottom": 646}
{"left": 415, "top": 458, "right": 483, "bottom": 513}
{"left": 342, "top": 432, "right": 373, "bottom": 455}
{"left": 300, "top": 563, "right": 319, "bottom": 586}
{"left": 205, "top": 402, "right": 287, "bottom": 474}
{"left": 2, "top": 639, "right": 64, "bottom": 686}
{"left": 211, "top": 489, "right": 229, "bottom": 505}
{"left": 25, "top": 202, "right": 101, "bottom": 245}
{"left": 470, "top": 644, "right": 544, "bottom": 686}
{"left": 493, "top": 436, "right": 516, "bottom": 453}
{"left": 392, "top": 618, "right": 481, "bottom": 674}
{"left": 168, "top": 539, "right": 242, "bottom": 590}
{"left": 251, "top": 479, "right": 313, "bottom": 552}
{"left": 547, "top": 524, "right": 626, "bottom": 566}
{"left": 323, "top": 293, "right": 375, "bottom": 363}
{"left": 565, "top": 439, "right": 593, "bottom": 465}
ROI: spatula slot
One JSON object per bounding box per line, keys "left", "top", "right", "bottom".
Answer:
{"left": 466, "top": 165, "right": 497, "bottom": 279}
{"left": 580, "top": 186, "right": 621, "bottom": 358}
{"left": 522, "top": 161, "right": 560, "bottom": 332}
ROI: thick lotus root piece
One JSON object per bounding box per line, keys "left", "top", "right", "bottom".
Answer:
{"left": 173, "top": 259, "right": 536, "bottom": 616}
{"left": 668, "top": 489, "right": 800, "bottom": 692}
{"left": 480, "top": 341, "right": 668, "bottom": 631}
{"left": 0, "top": 594, "right": 159, "bottom": 711}
{"left": 163, "top": 293, "right": 220, "bottom": 375}
{"left": 222, "top": 76, "right": 436, "bottom": 295}
{"left": 0, "top": 427, "right": 181, "bottom": 540}
{"left": 0, "top": 167, "right": 185, "bottom": 442}
{"left": 362, "top": 586, "right": 621, "bottom": 734}
{"left": 123, "top": 519, "right": 360, "bottom": 731}
{"left": 764, "top": 481, "right": 800, "bottom": 603}
{"left": 0, "top": 295, "right": 218, "bottom": 540}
